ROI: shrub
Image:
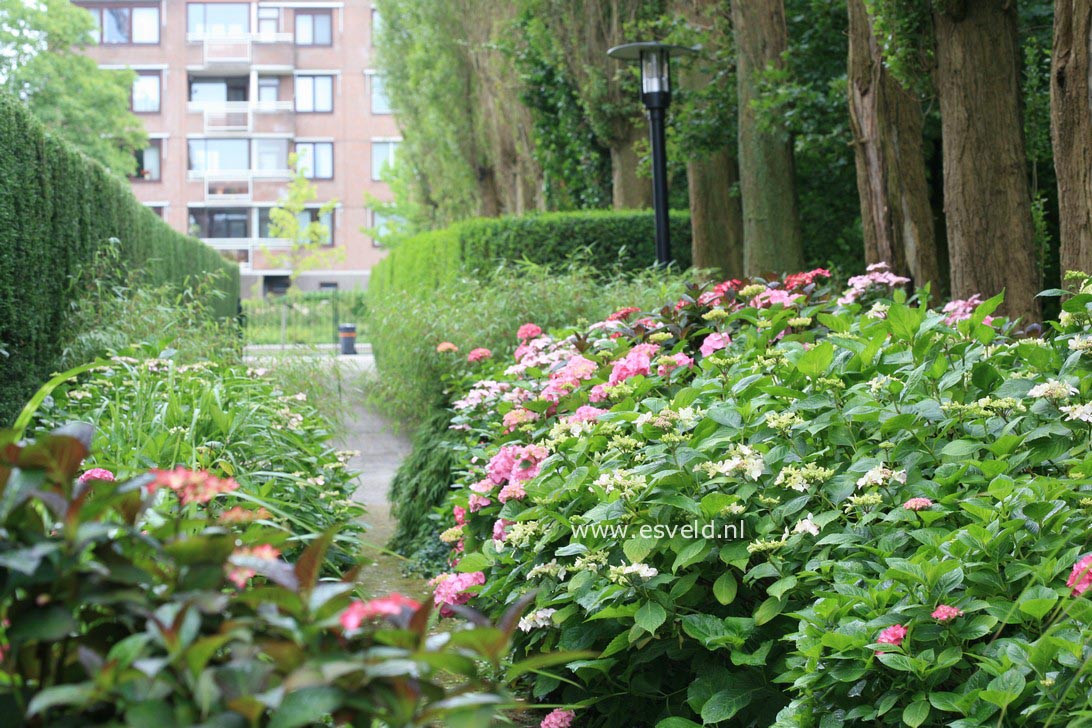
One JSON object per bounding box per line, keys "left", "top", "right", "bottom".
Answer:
{"left": 28, "top": 348, "right": 363, "bottom": 570}
{"left": 368, "top": 209, "right": 692, "bottom": 300}
{"left": 0, "top": 94, "right": 238, "bottom": 425}
{"left": 420, "top": 267, "right": 1092, "bottom": 726}
{"left": 367, "top": 263, "right": 692, "bottom": 424}
{"left": 0, "top": 424, "right": 559, "bottom": 726}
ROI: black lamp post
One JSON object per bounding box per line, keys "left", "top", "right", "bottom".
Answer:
{"left": 607, "top": 41, "right": 697, "bottom": 266}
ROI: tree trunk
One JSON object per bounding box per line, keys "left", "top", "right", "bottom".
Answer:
{"left": 1051, "top": 0, "right": 1092, "bottom": 277}
{"left": 731, "top": 0, "right": 803, "bottom": 275}
{"left": 611, "top": 123, "right": 652, "bottom": 209}
{"left": 847, "top": 0, "right": 940, "bottom": 293}
{"left": 689, "top": 149, "right": 744, "bottom": 276}
{"left": 934, "top": 0, "right": 1039, "bottom": 321}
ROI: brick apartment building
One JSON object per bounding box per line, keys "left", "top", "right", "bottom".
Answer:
{"left": 77, "top": 0, "right": 398, "bottom": 295}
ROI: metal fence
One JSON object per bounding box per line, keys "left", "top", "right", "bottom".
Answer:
{"left": 241, "top": 290, "right": 365, "bottom": 347}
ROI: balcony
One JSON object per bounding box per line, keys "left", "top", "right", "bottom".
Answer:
{"left": 187, "top": 33, "right": 295, "bottom": 70}
{"left": 187, "top": 100, "right": 295, "bottom": 134}
{"left": 203, "top": 238, "right": 292, "bottom": 273}
{"left": 190, "top": 169, "right": 293, "bottom": 202}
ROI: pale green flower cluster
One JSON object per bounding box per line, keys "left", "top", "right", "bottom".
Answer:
{"left": 607, "top": 562, "right": 658, "bottom": 583}
{"left": 775, "top": 463, "right": 835, "bottom": 492}
{"left": 695, "top": 444, "right": 765, "bottom": 481}
{"left": 747, "top": 533, "right": 789, "bottom": 554}
{"left": 506, "top": 521, "right": 541, "bottom": 549}
{"left": 527, "top": 559, "right": 567, "bottom": 581}
{"left": 573, "top": 551, "right": 608, "bottom": 573}
{"left": 593, "top": 469, "right": 648, "bottom": 499}
{"left": 765, "top": 411, "right": 804, "bottom": 433}
{"left": 941, "top": 397, "right": 1027, "bottom": 417}
{"left": 845, "top": 492, "right": 884, "bottom": 511}
{"left": 856, "top": 464, "right": 907, "bottom": 489}
{"left": 703, "top": 308, "right": 730, "bottom": 321}
{"left": 439, "top": 525, "right": 463, "bottom": 543}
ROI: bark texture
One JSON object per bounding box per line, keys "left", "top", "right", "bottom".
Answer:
{"left": 1051, "top": 0, "right": 1092, "bottom": 277}
{"left": 688, "top": 149, "right": 744, "bottom": 275}
{"left": 934, "top": 0, "right": 1040, "bottom": 321}
{"left": 731, "top": 0, "right": 803, "bottom": 275}
{"left": 847, "top": 0, "right": 940, "bottom": 291}
{"left": 611, "top": 123, "right": 653, "bottom": 209}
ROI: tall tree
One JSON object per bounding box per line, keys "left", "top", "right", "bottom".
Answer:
{"left": 1051, "top": 1, "right": 1092, "bottom": 277}
{"left": 0, "top": 0, "right": 145, "bottom": 176}
{"left": 846, "top": 0, "right": 939, "bottom": 290}
{"left": 673, "top": 0, "right": 743, "bottom": 276}
{"left": 731, "top": 0, "right": 803, "bottom": 274}
{"left": 934, "top": 0, "right": 1039, "bottom": 320}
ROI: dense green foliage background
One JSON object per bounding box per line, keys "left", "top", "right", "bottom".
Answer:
{"left": 0, "top": 94, "right": 239, "bottom": 424}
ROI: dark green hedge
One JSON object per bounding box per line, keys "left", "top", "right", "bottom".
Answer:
{"left": 369, "top": 209, "right": 691, "bottom": 297}
{"left": 0, "top": 94, "right": 239, "bottom": 423}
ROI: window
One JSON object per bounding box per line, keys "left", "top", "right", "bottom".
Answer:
{"left": 188, "top": 139, "right": 249, "bottom": 173}
{"left": 147, "top": 205, "right": 166, "bottom": 218}
{"left": 295, "top": 75, "right": 333, "bottom": 112}
{"left": 371, "top": 9, "right": 382, "bottom": 44}
{"left": 189, "top": 76, "right": 248, "bottom": 103}
{"left": 370, "top": 75, "right": 391, "bottom": 114}
{"left": 187, "top": 3, "right": 249, "bottom": 36}
{"left": 295, "top": 9, "right": 332, "bottom": 45}
{"left": 87, "top": 5, "right": 159, "bottom": 44}
{"left": 132, "top": 72, "right": 160, "bottom": 113}
{"left": 295, "top": 142, "right": 333, "bottom": 179}
{"left": 188, "top": 208, "right": 249, "bottom": 238}
{"left": 371, "top": 210, "right": 400, "bottom": 247}
{"left": 255, "top": 139, "right": 289, "bottom": 171}
{"left": 297, "top": 208, "right": 335, "bottom": 246}
{"left": 257, "top": 7, "right": 280, "bottom": 35}
{"left": 132, "top": 141, "right": 162, "bottom": 181}
{"left": 257, "top": 78, "right": 279, "bottom": 103}
{"left": 371, "top": 141, "right": 399, "bottom": 180}
{"left": 319, "top": 282, "right": 338, "bottom": 291}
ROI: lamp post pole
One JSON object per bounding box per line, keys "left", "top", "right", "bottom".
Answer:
{"left": 607, "top": 41, "right": 697, "bottom": 268}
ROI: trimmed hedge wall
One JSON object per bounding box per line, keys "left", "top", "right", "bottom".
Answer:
{"left": 369, "top": 209, "right": 691, "bottom": 297}
{"left": 0, "top": 93, "right": 239, "bottom": 423}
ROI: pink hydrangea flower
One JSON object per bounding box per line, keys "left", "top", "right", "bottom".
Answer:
{"left": 467, "top": 493, "right": 492, "bottom": 512}
{"left": 657, "top": 352, "right": 694, "bottom": 377}
{"left": 341, "top": 593, "right": 421, "bottom": 630}
{"left": 700, "top": 332, "right": 731, "bottom": 357}
{"left": 875, "top": 624, "right": 907, "bottom": 652}
{"left": 540, "top": 355, "right": 598, "bottom": 402}
{"left": 469, "top": 478, "right": 494, "bottom": 495}
{"left": 903, "top": 497, "right": 933, "bottom": 511}
{"left": 467, "top": 347, "right": 492, "bottom": 363}
{"left": 226, "top": 544, "right": 281, "bottom": 588}
{"left": 492, "top": 518, "right": 513, "bottom": 542}
{"left": 151, "top": 466, "right": 239, "bottom": 505}
{"left": 541, "top": 709, "right": 576, "bottom": 728}
{"left": 503, "top": 408, "right": 539, "bottom": 431}
{"left": 77, "top": 468, "right": 115, "bottom": 485}
{"left": 839, "top": 262, "right": 911, "bottom": 305}
{"left": 608, "top": 343, "right": 660, "bottom": 385}
{"left": 517, "top": 323, "right": 543, "bottom": 341}
{"left": 436, "top": 341, "right": 458, "bottom": 353}
{"left": 430, "top": 571, "right": 486, "bottom": 617}
{"left": 498, "top": 481, "right": 527, "bottom": 503}
{"left": 931, "top": 605, "right": 963, "bottom": 622}
{"left": 784, "top": 268, "right": 831, "bottom": 289}
{"left": 568, "top": 405, "right": 608, "bottom": 424}
{"left": 1067, "top": 554, "right": 1092, "bottom": 597}
{"left": 453, "top": 506, "right": 467, "bottom": 526}
{"left": 750, "top": 288, "right": 803, "bottom": 309}
{"left": 608, "top": 306, "right": 641, "bottom": 322}
{"left": 589, "top": 384, "right": 610, "bottom": 403}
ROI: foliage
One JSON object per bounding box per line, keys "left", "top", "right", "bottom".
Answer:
{"left": 419, "top": 267, "right": 1092, "bottom": 725}
{"left": 30, "top": 351, "right": 364, "bottom": 570}
{"left": 242, "top": 289, "right": 366, "bottom": 347}
{"left": 368, "top": 261, "right": 691, "bottom": 425}
{"left": 0, "top": 423, "right": 559, "bottom": 726}
{"left": 262, "top": 154, "right": 341, "bottom": 280}
{"left": 0, "top": 94, "right": 239, "bottom": 425}
{"left": 0, "top": 0, "right": 146, "bottom": 175}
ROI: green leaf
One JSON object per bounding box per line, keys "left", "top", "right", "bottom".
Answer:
{"left": 767, "top": 575, "right": 797, "bottom": 600}
{"left": 455, "top": 552, "right": 492, "bottom": 572}
{"left": 753, "top": 596, "right": 783, "bottom": 626}
{"left": 902, "top": 700, "right": 930, "bottom": 727}
{"left": 700, "top": 685, "right": 762, "bottom": 723}
{"left": 980, "top": 669, "right": 1026, "bottom": 709}
{"left": 635, "top": 601, "right": 667, "bottom": 634}
{"left": 713, "top": 572, "right": 738, "bottom": 605}
{"left": 656, "top": 719, "right": 702, "bottom": 728}
{"left": 1018, "top": 585, "right": 1059, "bottom": 620}
{"left": 268, "top": 686, "right": 344, "bottom": 728}
{"left": 9, "top": 604, "right": 76, "bottom": 645}
{"left": 27, "top": 683, "right": 96, "bottom": 716}
{"left": 623, "top": 536, "right": 657, "bottom": 564}
{"left": 293, "top": 528, "right": 339, "bottom": 597}
{"left": 797, "top": 342, "right": 834, "bottom": 379}
{"left": 672, "top": 539, "right": 709, "bottom": 572}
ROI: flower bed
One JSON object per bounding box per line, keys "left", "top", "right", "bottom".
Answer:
{"left": 423, "top": 267, "right": 1092, "bottom": 726}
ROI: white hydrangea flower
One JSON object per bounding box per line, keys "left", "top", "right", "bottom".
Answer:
{"left": 518, "top": 608, "right": 557, "bottom": 632}
{"left": 607, "top": 562, "right": 658, "bottom": 584}
{"left": 793, "top": 513, "right": 820, "bottom": 536}
{"left": 856, "top": 465, "right": 906, "bottom": 489}
{"left": 1028, "top": 379, "right": 1078, "bottom": 400}
{"left": 1061, "top": 403, "right": 1092, "bottom": 424}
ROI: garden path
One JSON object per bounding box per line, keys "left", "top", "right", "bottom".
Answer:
{"left": 334, "top": 356, "right": 431, "bottom": 601}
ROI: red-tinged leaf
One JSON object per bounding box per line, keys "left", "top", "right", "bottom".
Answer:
{"left": 293, "top": 527, "right": 338, "bottom": 597}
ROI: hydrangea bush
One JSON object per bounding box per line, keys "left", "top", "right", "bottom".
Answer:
{"left": 423, "top": 267, "right": 1092, "bottom": 726}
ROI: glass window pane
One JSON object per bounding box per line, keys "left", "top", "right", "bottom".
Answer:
{"left": 187, "top": 4, "right": 203, "bottom": 33}
{"left": 141, "top": 145, "right": 161, "bottom": 179}
{"left": 295, "top": 76, "right": 313, "bottom": 111}
{"left": 315, "top": 143, "right": 333, "bottom": 178}
{"left": 371, "top": 75, "right": 391, "bottom": 114}
{"left": 133, "top": 75, "right": 159, "bottom": 112}
{"left": 209, "top": 139, "right": 249, "bottom": 170}
{"left": 295, "top": 14, "right": 313, "bottom": 44}
{"left": 132, "top": 7, "right": 159, "bottom": 43}
{"left": 104, "top": 8, "right": 130, "bottom": 43}
{"left": 192, "top": 3, "right": 249, "bottom": 35}
{"left": 258, "top": 78, "right": 279, "bottom": 103}
{"left": 295, "top": 143, "right": 313, "bottom": 177}
{"left": 313, "top": 13, "right": 332, "bottom": 44}
{"left": 87, "top": 8, "right": 101, "bottom": 42}
{"left": 190, "top": 80, "right": 226, "bottom": 103}
{"left": 315, "top": 76, "right": 332, "bottom": 111}
{"left": 256, "top": 139, "right": 287, "bottom": 170}
{"left": 258, "top": 208, "right": 272, "bottom": 238}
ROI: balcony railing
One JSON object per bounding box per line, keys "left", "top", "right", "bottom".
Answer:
{"left": 187, "top": 100, "right": 294, "bottom": 134}
{"left": 186, "top": 32, "right": 294, "bottom": 68}
{"left": 190, "top": 169, "right": 294, "bottom": 202}
{"left": 203, "top": 237, "right": 292, "bottom": 273}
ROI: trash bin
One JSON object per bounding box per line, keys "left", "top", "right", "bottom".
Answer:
{"left": 338, "top": 323, "right": 357, "bottom": 355}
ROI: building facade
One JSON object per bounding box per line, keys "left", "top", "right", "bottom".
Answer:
{"left": 77, "top": 0, "right": 398, "bottom": 295}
